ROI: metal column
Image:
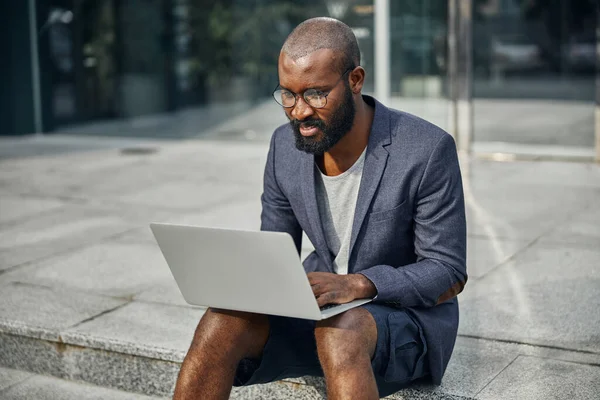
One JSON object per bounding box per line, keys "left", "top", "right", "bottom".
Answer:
{"left": 447, "top": 0, "right": 458, "bottom": 141}
{"left": 447, "top": 0, "right": 472, "bottom": 153}
{"left": 595, "top": 7, "right": 600, "bottom": 162}
{"left": 28, "top": 0, "right": 43, "bottom": 134}
{"left": 456, "top": 0, "right": 473, "bottom": 153}
{"left": 374, "top": 0, "right": 390, "bottom": 106}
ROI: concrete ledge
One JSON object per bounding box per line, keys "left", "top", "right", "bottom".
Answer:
{"left": 0, "top": 332, "right": 179, "bottom": 398}
{"left": 2, "top": 283, "right": 598, "bottom": 399}
{"left": 472, "top": 141, "right": 596, "bottom": 162}
{"left": 0, "top": 332, "right": 473, "bottom": 399}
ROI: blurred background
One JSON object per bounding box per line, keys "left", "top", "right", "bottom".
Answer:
{"left": 1, "top": 0, "right": 598, "bottom": 159}
{"left": 1, "top": 1, "right": 600, "bottom": 399}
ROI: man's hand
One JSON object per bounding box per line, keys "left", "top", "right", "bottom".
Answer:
{"left": 307, "top": 272, "right": 377, "bottom": 307}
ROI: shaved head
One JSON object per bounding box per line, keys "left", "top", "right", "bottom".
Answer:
{"left": 281, "top": 17, "right": 360, "bottom": 74}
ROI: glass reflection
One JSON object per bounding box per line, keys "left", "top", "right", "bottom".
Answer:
{"left": 46, "top": 0, "right": 328, "bottom": 138}
{"left": 388, "top": 1, "right": 449, "bottom": 131}
{"left": 44, "top": 0, "right": 451, "bottom": 141}
{"left": 473, "top": 0, "right": 597, "bottom": 149}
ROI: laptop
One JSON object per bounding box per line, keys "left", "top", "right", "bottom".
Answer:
{"left": 150, "top": 223, "right": 372, "bottom": 320}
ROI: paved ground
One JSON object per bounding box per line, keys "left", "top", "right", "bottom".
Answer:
{"left": 49, "top": 96, "right": 597, "bottom": 149}
{"left": 0, "top": 113, "right": 599, "bottom": 398}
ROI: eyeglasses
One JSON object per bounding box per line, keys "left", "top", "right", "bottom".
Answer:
{"left": 272, "top": 68, "right": 353, "bottom": 109}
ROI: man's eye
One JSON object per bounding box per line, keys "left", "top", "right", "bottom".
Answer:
{"left": 305, "top": 90, "right": 325, "bottom": 100}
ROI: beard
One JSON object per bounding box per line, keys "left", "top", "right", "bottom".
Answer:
{"left": 289, "top": 84, "right": 356, "bottom": 155}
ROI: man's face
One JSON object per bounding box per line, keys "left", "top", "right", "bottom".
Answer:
{"left": 277, "top": 50, "right": 356, "bottom": 155}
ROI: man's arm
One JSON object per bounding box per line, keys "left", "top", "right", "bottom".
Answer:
{"left": 260, "top": 132, "right": 303, "bottom": 253}
{"left": 358, "top": 133, "right": 467, "bottom": 307}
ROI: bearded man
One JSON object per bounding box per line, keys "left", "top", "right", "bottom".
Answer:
{"left": 173, "top": 17, "right": 467, "bottom": 400}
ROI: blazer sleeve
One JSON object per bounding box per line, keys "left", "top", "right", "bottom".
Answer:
{"left": 260, "top": 132, "right": 303, "bottom": 254}
{"left": 359, "top": 134, "right": 467, "bottom": 307}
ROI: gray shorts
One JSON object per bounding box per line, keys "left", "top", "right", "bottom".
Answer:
{"left": 233, "top": 303, "right": 429, "bottom": 398}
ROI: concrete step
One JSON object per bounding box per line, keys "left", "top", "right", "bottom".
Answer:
{"left": 0, "top": 323, "right": 469, "bottom": 400}
{"left": 3, "top": 283, "right": 600, "bottom": 399}
{"left": 0, "top": 366, "right": 166, "bottom": 399}
{"left": 0, "top": 282, "right": 476, "bottom": 399}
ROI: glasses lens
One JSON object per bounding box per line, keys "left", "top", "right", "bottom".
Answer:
{"left": 273, "top": 89, "right": 295, "bottom": 107}
{"left": 304, "top": 89, "right": 326, "bottom": 108}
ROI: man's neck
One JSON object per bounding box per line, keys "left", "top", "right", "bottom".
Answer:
{"left": 317, "top": 97, "right": 374, "bottom": 176}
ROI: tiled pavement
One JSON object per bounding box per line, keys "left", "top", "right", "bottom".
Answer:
{"left": 0, "top": 127, "right": 599, "bottom": 399}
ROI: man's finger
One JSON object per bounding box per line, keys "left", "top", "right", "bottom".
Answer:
{"left": 316, "top": 294, "right": 328, "bottom": 307}
{"left": 311, "top": 283, "right": 323, "bottom": 296}
{"left": 317, "top": 291, "right": 337, "bottom": 307}
{"left": 312, "top": 283, "right": 333, "bottom": 297}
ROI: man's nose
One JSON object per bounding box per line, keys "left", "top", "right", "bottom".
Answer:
{"left": 291, "top": 96, "right": 314, "bottom": 121}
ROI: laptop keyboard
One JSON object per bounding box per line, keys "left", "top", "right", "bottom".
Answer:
{"left": 320, "top": 304, "right": 338, "bottom": 311}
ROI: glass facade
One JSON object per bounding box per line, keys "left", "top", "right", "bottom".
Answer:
{"left": 1, "top": 0, "right": 598, "bottom": 157}
{"left": 40, "top": 0, "right": 370, "bottom": 139}
{"left": 36, "top": 0, "right": 452, "bottom": 140}
{"left": 472, "top": 0, "right": 597, "bottom": 150}
{"left": 41, "top": 0, "right": 318, "bottom": 138}
{"left": 389, "top": 0, "right": 449, "bottom": 131}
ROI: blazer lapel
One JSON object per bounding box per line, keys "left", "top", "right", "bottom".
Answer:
{"left": 349, "top": 99, "right": 391, "bottom": 268}
{"left": 301, "top": 152, "right": 334, "bottom": 270}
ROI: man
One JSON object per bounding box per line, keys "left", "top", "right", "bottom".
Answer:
{"left": 174, "top": 17, "right": 467, "bottom": 400}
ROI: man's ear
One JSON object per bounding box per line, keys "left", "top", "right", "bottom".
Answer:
{"left": 349, "top": 67, "right": 366, "bottom": 94}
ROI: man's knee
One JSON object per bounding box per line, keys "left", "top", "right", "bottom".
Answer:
{"left": 187, "top": 308, "right": 269, "bottom": 360}
{"left": 315, "top": 307, "right": 377, "bottom": 365}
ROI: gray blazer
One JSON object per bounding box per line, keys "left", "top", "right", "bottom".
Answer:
{"left": 260, "top": 95, "right": 467, "bottom": 384}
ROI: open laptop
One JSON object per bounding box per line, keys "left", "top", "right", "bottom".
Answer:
{"left": 150, "top": 223, "right": 371, "bottom": 320}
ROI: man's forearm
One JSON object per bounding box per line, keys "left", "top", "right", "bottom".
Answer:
{"left": 358, "top": 260, "right": 466, "bottom": 307}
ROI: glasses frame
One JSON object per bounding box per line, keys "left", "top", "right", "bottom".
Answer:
{"left": 272, "top": 68, "right": 354, "bottom": 109}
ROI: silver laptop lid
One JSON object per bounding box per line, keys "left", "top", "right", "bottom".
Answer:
{"left": 150, "top": 223, "right": 323, "bottom": 320}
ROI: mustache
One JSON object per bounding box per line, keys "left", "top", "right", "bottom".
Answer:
{"left": 289, "top": 118, "right": 325, "bottom": 130}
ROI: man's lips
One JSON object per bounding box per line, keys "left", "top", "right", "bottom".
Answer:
{"left": 299, "top": 124, "right": 319, "bottom": 137}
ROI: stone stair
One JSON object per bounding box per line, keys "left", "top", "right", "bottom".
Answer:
{"left": 0, "top": 287, "right": 471, "bottom": 399}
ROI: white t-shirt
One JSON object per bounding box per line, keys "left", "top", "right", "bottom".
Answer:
{"left": 314, "top": 148, "right": 367, "bottom": 274}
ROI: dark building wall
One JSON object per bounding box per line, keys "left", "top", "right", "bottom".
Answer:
{"left": 1, "top": 1, "right": 36, "bottom": 135}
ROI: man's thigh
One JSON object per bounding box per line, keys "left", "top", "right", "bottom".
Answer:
{"left": 234, "top": 304, "right": 428, "bottom": 394}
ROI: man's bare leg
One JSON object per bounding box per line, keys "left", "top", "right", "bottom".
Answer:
{"left": 315, "top": 308, "right": 379, "bottom": 400}
{"left": 173, "top": 308, "right": 269, "bottom": 400}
